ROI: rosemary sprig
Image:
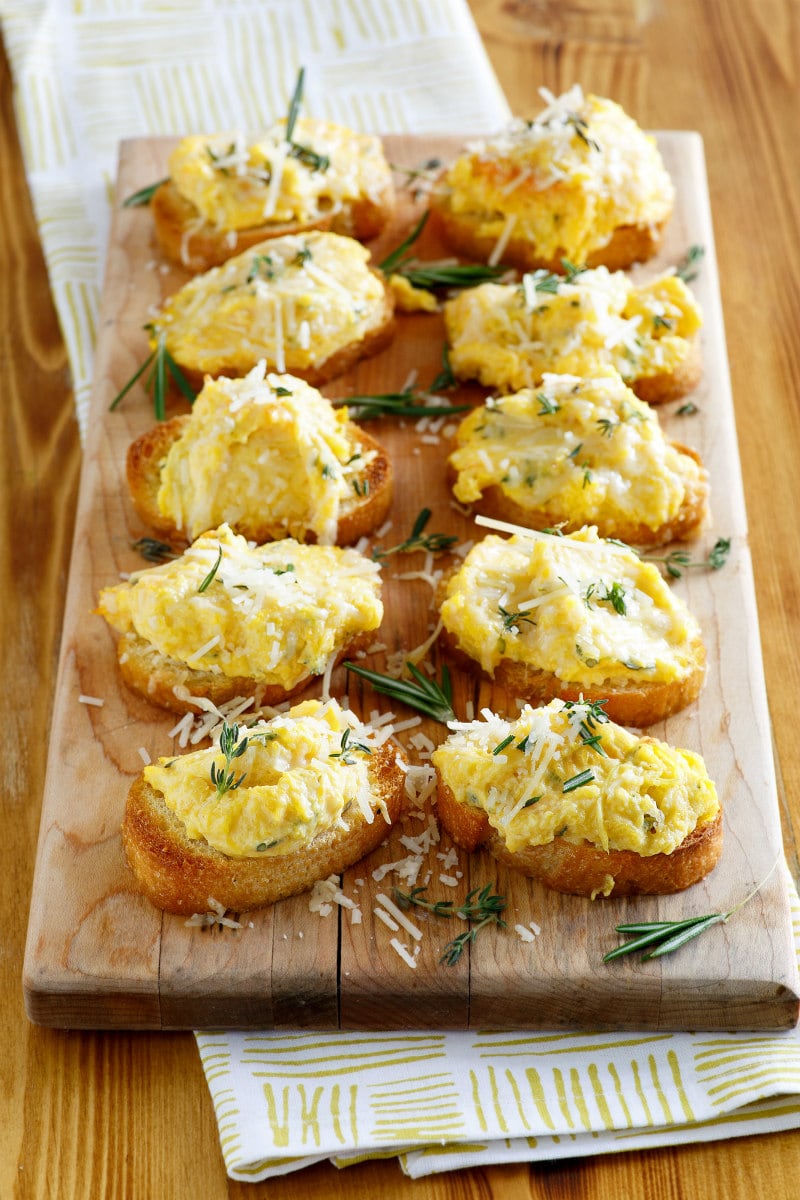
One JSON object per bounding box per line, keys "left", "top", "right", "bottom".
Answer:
{"left": 372, "top": 508, "right": 458, "bottom": 559}
{"left": 284, "top": 65, "right": 304, "bottom": 144}
{"left": 394, "top": 883, "right": 507, "bottom": 966}
{"left": 122, "top": 177, "right": 169, "bottom": 207}
{"left": 131, "top": 537, "right": 177, "bottom": 563}
{"left": 210, "top": 722, "right": 249, "bottom": 797}
{"left": 603, "top": 857, "right": 780, "bottom": 962}
{"left": 676, "top": 244, "right": 705, "bottom": 283}
{"left": 344, "top": 660, "right": 455, "bottom": 724}
{"left": 109, "top": 328, "right": 197, "bottom": 420}
{"left": 335, "top": 388, "right": 469, "bottom": 421}
{"left": 641, "top": 536, "right": 731, "bottom": 579}
{"left": 197, "top": 544, "right": 223, "bottom": 593}
{"left": 378, "top": 211, "right": 504, "bottom": 290}
{"left": 328, "top": 727, "right": 372, "bottom": 765}
{"left": 429, "top": 343, "right": 457, "bottom": 392}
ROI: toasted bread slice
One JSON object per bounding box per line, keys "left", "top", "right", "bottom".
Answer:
{"left": 443, "top": 269, "right": 702, "bottom": 405}
{"left": 149, "top": 231, "right": 395, "bottom": 389}
{"left": 151, "top": 120, "right": 395, "bottom": 272}
{"left": 446, "top": 376, "right": 710, "bottom": 546}
{"left": 123, "top": 727, "right": 406, "bottom": 914}
{"left": 436, "top": 527, "right": 707, "bottom": 727}
{"left": 431, "top": 701, "right": 722, "bottom": 897}
{"left": 430, "top": 194, "right": 667, "bottom": 275}
{"left": 430, "top": 89, "right": 674, "bottom": 274}
{"left": 125, "top": 372, "right": 393, "bottom": 548}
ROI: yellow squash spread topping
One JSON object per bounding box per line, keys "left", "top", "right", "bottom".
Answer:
{"left": 444, "top": 265, "right": 701, "bottom": 393}
{"left": 144, "top": 699, "right": 388, "bottom": 858}
{"left": 441, "top": 87, "right": 674, "bottom": 263}
{"left": 152, "top": 230, "right": 388, "bottom": 377}
{"left": 448, "top": 370, "right": 704, "bottom": 531}
{"left": 432, "top": 699, "right": 718, "bottom": 856}
{"left": 97, "top": 524, "right": 382, "bottom": 686}
{"left": 439, "top": 527, "right": 701, "bottom": 686}
{"left": 169, "top": 118, "right": 392, "bottom": 231}
{"left": 155, "top": 365, "right": 374, "bottom": 544}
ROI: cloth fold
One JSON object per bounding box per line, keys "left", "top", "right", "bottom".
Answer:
{"left": 6, "top": 0, "right": 800, "bottom": 1182}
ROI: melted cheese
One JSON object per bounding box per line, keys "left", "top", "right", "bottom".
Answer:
{"left": 153, "top": 231, "right": 387, "bottom": 377}
{"left": 97, "top": 524, "right": 382, "bottom": 685}
{"left": 444, "top": 266, "right": 701, "bottom": 392}
{"left": 448, "top": 370, "right": 704, "bottom": 531}
{"left": 439, "top": 526, "right": 701, "bottom": 685}
{"left": 442, "top": 87, "right": 674, "bottom": 263}
{"left": 144, "top": 698, "right": 387, "bottom": 858}
{"left": 432, "top": 699, "right": 718, "bottom": 856}
{"left": 155, "top": 365, "right": 375, "bottom": 544}
{"left": 169, "top": 118, "right": 392, "bottom": 231}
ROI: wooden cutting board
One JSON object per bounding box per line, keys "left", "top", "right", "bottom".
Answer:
{"left": 22, "top": 133, "right": 799, "bottom": 1031}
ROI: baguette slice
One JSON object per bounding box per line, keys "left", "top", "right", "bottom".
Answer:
{"left": 126, "top": 373, "right": 393, "bottom": 548}
{"left": 446, "top": 375, "right": 709, "bottom": 546}
{"left": 151, "top": 121, "right": 395, "bottom": 272}
{"left": 436, "top": 527, "right": 706, "bottom": 727}
{"left": 432, "top": 701, "right": 722, "bottom": 898}
{"left": 124, "top": 734, "right": 406, "bottom": 915}
{"left": 149, "top": 231, "right": 395, "bottom": 389}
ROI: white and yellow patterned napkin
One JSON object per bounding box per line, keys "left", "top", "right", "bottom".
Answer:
{"left": 5, "top": 0, "right": 800, "bottom": 1182}
{"left": 0, "top": 0, "right": 509, "bottom": 435}
{"left": 199, "top": 880, "right": 800, "bottom": 1181}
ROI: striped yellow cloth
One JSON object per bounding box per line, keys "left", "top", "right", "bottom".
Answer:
{"left": 5, "top": 0, "right": 800, "bottom": 1183}
{"left": 197, "top": 877, "right": 800, "bottom": 1180}
{"left": 0, "top": 0, "right": 509, "bottom": 435}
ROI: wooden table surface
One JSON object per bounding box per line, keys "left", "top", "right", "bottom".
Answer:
{"left": 4, "top": 0, "right": 799, "bottom": 1195}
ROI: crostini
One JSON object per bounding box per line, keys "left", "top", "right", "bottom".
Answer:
{"left": 432, "top": 698, "right": 722, "bottom": 898}
{"left": 97, "top": 524, "right": 383, "bottom": 714}
{"left": 447, "top": 371, "right": 709, "bottom": 545}
{"left": 126, "top": 365, "right": 393, "bottom": 547}
{"left": 152, "top": 118, "right": 395, "bottom": 272}
{"left": 437, "top": 525, "right": 706, "bottom": 727}
{"left": 443, "top": 264, "right": 702, "bottom": 402}
{"left": 123, "top": 699, "right": 406, "bottom": 914}
{"left": 148, "top": 230, "right": 395, "bottom": 389}
{"left": 431, "top": 85, "right": 674, "bottom": 273}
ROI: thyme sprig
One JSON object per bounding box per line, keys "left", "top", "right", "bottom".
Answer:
{"left": 394, "top": 883, "right": 507, "bottom": 965}
{"left": 603, "top": 857, "right": 780, "bottom": 962}
{"left": 378, "top": 212, "right": 505, "bottom": 290}
{"left": 109, "top": 328, "right": 196, "bottom": 420}
{"left": 344, "top": 660, "right": 455, "bottom": 724}
{"left": 372, "top": 508, "right": 458, "bottom": 560}
{"left": 334, "top": 387, "right": 469, "bottom": 421}
{"left": 122, "top": 177, "right": 169, "bottom": 207}
{"left": 211, "top": 722, "right": 249, "bottom": 797}
{"left": 641, "top": 536, "right": 731, "bottom": 579}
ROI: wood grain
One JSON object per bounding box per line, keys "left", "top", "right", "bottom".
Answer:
{"left": 6, "top": 0, "right": 800, "bottom": 1196}
{"left": 21, "top": 131, "right": 798, "bottom": 1032}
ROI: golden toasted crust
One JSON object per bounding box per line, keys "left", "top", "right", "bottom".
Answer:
{"left": 123, "top": 739, "right": 406, "bottom": 914}
{"left": 430, "top": 189, "right": 668, "bottom": 273}
{"left": 630, "top": 337, "right": 703, "bottom": 406}
{"left": 126, "top": 415, "right": 393, "bottom": 548}
{"left": 116, "top": 628, "right": 376, "bottom": 715}
{"left": 436, "top": 778, "right": 723, "bottom": 897}
{"left": 438, "top": 622, "right": 706, "bottom": 727}
{"left": 168, "top": 269, "right": 395, "bottom": 391}
{"left": 446, "top": 442, "right": 709, "bottom": 548}
{"left": 152, "top": 177, "right": 395, "bottom": 273}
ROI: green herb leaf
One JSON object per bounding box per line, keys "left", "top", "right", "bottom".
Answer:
{"left": 122, "top": 177, "right": 169, "bottom": 207}
{"left": 394, "top": 882, "right": 507, "bottom": 966}
{"left": 641, "top": 536, "right": 731, "bottom": 579}
{"left": 132, "top": 537, "right": 177, "bottom": 563}
{"left": 344, "top": 660, "right": 455, "bottom": 724}
{"left": 378, "top": 211, "right": 429, "bottom": 275}
{"left": 676, "top": 244, "right": 705, "bottom": 283}
{"left": 335, "top": 388, "right": 469, "bottom": 421}
{"left": 211, "top": 721, "right": 249, "bottom": 796}
{"left": 198, "top": 544, "right": 222, "bottom": 593}
{"left": 372, "top": 508, "right": 458, "bottom": 559}
{"left": 284, "top": 66, "right": 305, "bottom": 144}
{"left": 429, "top": 343, "right": 457, "bottom": 392}
{"left": 109, "top": 330, "right": 197, "bottom": 418}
